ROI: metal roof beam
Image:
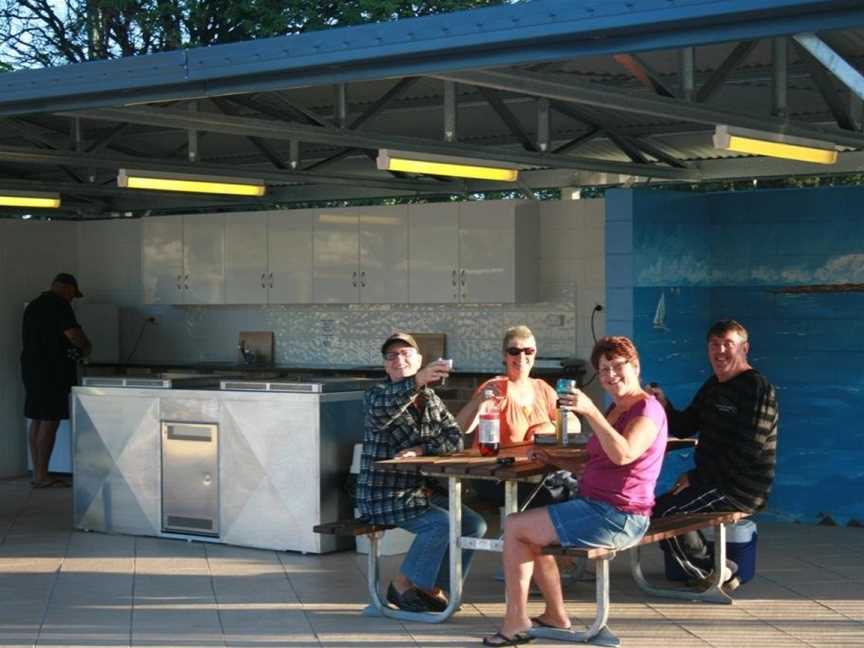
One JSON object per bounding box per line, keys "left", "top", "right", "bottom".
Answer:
{"left": 61, "top": 106, "right": 697, "bottom": 180}
{"left": 612, "top": 54, "right": 675, "bottom": 97}
{"left": 478, "top": 87, "right": 538, "bottom": 152}
{"left": 772, "top": 38, "right": 789, "bottom": 118}
{"left": 211, "top": 97, "right": 288, "bottom": 169}
{"left": 0, "top": 144, "right": 463, "bottom": 192}
{"left": 302, "top": 78, "right": 419, "bottom": 175}
{"left": 550, "top": 101, "right": 687, "bottom": 167}
{"left": 435, "top": 69, "right": 864, "bottom": 148}
{"left": 552, "top": 128, "right": 602, "bottom": 155}
{"left": 349, "top": 77, "right": 419, "bottom": 130}
{"left": 678, "top": 48, "right": 695, "bottom": 101}
{"left": 795, "top": 41, "right": 856, "bottom": 130}
{"left": 443, "top": 80, "right": 457, "bottom": 142}
{"left": 794, "top": 32, "right": 864, "bottom": 101}
{"left": 694, "top": 41, "right": 758, "bottom": 103}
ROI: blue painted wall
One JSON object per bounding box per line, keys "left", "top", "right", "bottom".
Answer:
{"left": 605, "top": 186, "right": 864, "bottom": 524}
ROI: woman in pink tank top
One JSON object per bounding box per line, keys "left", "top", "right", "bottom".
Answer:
{"left": 483, "top": 336, "right": 667, "bottom": 646}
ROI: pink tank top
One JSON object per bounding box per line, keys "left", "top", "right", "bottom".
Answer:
{"left": 578, "top": 396, "right": 668, "bottom": 516}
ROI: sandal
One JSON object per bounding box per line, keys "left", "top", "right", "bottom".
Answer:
{"left": 482, "top": 631, "right": 534, "bottom": 646}
{"left": 531, "top": 616, "right": 571, "bottom": 630}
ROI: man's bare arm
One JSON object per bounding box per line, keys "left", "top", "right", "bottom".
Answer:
{"left": 64, "top": 327, "right": 92, "bottom": 357}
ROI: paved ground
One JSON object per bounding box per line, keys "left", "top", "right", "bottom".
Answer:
{"left": 0, "top": 479, "right": 862, "bottom": 647}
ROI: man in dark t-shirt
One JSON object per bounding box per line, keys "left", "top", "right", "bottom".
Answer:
{"left": 647, "top": 319, "right": 779, "bottom": 588}
{"left": 21, "top": 273, "right": 92, "bottom": 488}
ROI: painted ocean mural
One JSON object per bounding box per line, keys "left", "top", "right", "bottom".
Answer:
{"left": 607, "top": 186, "right": 864, "bottom": 525}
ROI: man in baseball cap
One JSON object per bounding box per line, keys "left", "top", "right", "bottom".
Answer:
{"left": 21, "top": 273, "right": 91, "bottom": 488}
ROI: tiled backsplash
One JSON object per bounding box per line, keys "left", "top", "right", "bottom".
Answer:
{"left": 119, "top": 301, "right": 580, "bottom": 371}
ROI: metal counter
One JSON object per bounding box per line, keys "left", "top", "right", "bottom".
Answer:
{"left": 72, "top": 382, "right": 372, "bottom": 553}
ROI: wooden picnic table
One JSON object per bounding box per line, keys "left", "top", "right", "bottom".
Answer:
{"left": 372, "top": 437, "right": 697, "bottom": 623}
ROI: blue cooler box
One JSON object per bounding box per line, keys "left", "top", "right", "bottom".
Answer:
{"left": 664, "top": 519, "right": 758, "bottom": 583}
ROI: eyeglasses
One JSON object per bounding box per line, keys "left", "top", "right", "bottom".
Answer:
{"left": 598, "top": 359, "right": 629, "bottom": 375}
{"left": 384, "top": 348, "right": 417, "bottom": 361}
{"left": 506, "top": 347, "right": 536, "bottom": 357}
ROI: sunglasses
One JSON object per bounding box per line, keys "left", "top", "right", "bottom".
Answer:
{"left": 506, "top": 347, "right": 536, "bottom": 356}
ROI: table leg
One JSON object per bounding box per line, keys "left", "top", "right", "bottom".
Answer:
{"left": 447, "top": 475, "right": 464, "bottom": 613}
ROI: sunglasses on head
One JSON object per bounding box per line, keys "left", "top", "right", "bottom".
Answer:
{"left": 506, "top": 347, "right": 536, "bottom": 356}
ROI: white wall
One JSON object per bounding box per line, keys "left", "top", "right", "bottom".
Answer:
{"left": 538, "top": 198, "right": 605, "bottom": 362}
{"left": 0, "top": 220, "right": 78, "bottom": 477}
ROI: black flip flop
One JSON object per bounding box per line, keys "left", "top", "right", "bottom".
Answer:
{"left": 530, "top": 616, "right": 571, "bottom": 630}
{"left": 482, "top": 631, "right": 534, "bottom": 646}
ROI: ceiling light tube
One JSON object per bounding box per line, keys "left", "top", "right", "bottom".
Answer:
{"left": 377, "top": 149, "right": 519, "bottom": 181}
{"left": 0, "top": 190, "right": 61, "bottom": 208}
{"left": 118, "top": 169, "right": 266, "bottom": 196}
{"left": 713, "top": 125, "right": 838, "bottom": 165}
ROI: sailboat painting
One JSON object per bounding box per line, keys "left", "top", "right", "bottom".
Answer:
{"left": 653, "top": 291, "right": 669, "bottom": 331}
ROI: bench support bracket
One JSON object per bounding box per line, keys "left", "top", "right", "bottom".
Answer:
{"left": 629, "top": 522, "right": 733, "bottom": 604}
{"left": 530, "top": 556, "right": 620, "bottom": 646}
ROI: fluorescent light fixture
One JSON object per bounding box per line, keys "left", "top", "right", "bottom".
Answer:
{"left": 0, "top": 190, "right": 61, "bottom": 208}
{"left": 713, "top": 125, "right": 838, "bottom": 165}
{"left": 377, "top": 149, "right": 519, "bottom": 181}
{"left": 118, "top": 169, "right": 266, "bottom": 196}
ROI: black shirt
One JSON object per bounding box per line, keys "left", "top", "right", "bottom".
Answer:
{"left": 21, "top": 291, "right": 80, "bottom": 391}
{"left": 666, "top": 369, "right": 779, "bottom": 513}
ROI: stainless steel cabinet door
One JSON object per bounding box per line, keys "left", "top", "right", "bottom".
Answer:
{"left": 161, "top": 422, "right": 219, "bottom": 536}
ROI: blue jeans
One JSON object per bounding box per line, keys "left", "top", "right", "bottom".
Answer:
{"left": 398, "top": 494, "right": 487, "bottom": 592}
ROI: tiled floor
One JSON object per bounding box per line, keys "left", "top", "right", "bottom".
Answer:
{"left": 1, "top": 479, "right": 862, "bottom": 647}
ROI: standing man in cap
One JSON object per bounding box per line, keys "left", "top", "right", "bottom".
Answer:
{"left": 21, "top": 273, "right": 92, "bottom": 488}
{"left": 356, "top": 332, "right": 487, "bottom": 613}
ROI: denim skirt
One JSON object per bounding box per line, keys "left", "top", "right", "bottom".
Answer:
{"left": 547, "top": 496, "right": 649, "bottom": 550}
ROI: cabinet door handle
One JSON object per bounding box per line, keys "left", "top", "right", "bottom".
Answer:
{"left": 261, "top": 272, "right": 267, "bottom": 289}
{"left": 184, "top": 273, "right": 189, "bottom": 290}
{"left": 352, "top": 271, "right": 357, "bottom": 287}
{"left": 460, "top": 269, "right": 466, "bottom": 286}
{"left": 176, "top": 274, "right": 182, "bottom": 290}
{"left": 452, "top": 269, "right": 457, "bottom": 287}
{"left": 360, "top": 271, "right": 366, "bottom": 287}
{"left": 269, "top": 272, "right": 274, "bottom": 288}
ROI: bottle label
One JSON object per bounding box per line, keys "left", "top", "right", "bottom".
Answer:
{"left": 478, "top": 415, "right": 500, "bottom": 444}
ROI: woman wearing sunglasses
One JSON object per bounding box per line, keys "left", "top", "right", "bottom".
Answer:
{"left": 457, "top": 325, "right": 558, "bottom": 451}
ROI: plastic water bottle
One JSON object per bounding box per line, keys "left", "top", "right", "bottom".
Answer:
{"left": 477, "top": 388, "right": 501, "bottom": 456}
{"left": 555, "top": 379, "right": 580, "bottom": 446}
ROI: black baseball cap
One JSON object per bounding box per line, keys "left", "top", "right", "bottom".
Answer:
{"left": 53, "top": 273, "right": 83, "bottom": 298}
{"left": 381, "top": 332, "right": 420, "bottom": 355}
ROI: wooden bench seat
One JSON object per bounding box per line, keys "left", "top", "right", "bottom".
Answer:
{"left": 542, "top": 510, "right": 748, "bottom": 559}
{"left": 313, "top": 519, "right": 394, "bottom": 537}
{"left": 531, "top": 510, "right": 750, "bottom": 647}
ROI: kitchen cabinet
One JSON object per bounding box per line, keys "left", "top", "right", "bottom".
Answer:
{"left": 267, "top": 209, "right": 314, "bottom": 303}
{"left": 224, "top": 212, "right": 268, "bottom": 304}
{"left": 77, "top": 219, "right": 142, "bottom": 306}
{"left": 141, "top": 216, "right": 184, "bottom": 305}
{"left": 313, "top": 206, "right": 408, "bottom": 303}
{"left": 141, "top": 214, "right": 225, "bottom": 305}
{"left": 408, "top": 200, "right": 538, "bottom": 303}
{"left": 224, "top": 210, "right": 314, "bottom": 304}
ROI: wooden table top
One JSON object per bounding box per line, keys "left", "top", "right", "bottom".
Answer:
{"left": 375, "top": 438, "right": 695, "bottom": 480}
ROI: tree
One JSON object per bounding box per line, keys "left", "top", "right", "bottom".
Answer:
{"left": 0, "top": 0, "right": 511, "bottom": 69}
